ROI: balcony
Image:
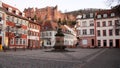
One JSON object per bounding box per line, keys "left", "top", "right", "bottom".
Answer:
{"left": 14, "top": 33, "right": 21, "bottom": 38}
{"left": 15, "top": 23, "right": 22, "bottom": 28}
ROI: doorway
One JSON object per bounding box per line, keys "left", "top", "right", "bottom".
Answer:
{"left": 115, "top": 39, "right": 119, "bottom": 48}
{"left": 91, "top": 39, "right": 94, "bottom": 46}
{"left": 103, "top": 40, "right": 107, "bottom": 47}
{"left": 109, "top": 40, "right": 113, "bottom": 47}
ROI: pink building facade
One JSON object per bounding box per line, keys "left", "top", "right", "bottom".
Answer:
{"left": 76, "top": 10, "right": 120, "bottom": 48}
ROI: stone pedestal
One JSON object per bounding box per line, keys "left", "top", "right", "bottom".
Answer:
{"left": 53, "top": 28, "right": 66, "bottom": 50}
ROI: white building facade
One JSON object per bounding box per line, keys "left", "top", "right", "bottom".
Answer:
{"left": 96, "top": 10, "right": 120, "bottom": 48}
{"left": 64, "top": 25, "right": 77, "bottom": 47}
{"left": 76, "top": 13, "right": 96, "bottom": 47}
{"left": 40, "top": 21, "right": 77, "bottom": 48}
{"left": 76, "top": 10, "right": 120, "bottom": 48}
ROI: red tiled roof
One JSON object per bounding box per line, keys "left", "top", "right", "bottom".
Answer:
{"left": 2, "top": 3, "right": 20, "bottom": 12}
{"left": 41, "top": 21, "right": 57, "bottom": 31}
{"left": 51, "top": 21, "right": 58, "bottom": 30}
{"left": 41, "top": 21, "right": 73, "bottom": 35}
{"left": 1, "top": 2, "right": 28, "bottom": 20}
{"left": 96, "top": 9, "right": 114, "bottom": 15}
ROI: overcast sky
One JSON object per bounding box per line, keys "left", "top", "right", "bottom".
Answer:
{"left": 1, "top": 0, "right": 111, "bottom": 12}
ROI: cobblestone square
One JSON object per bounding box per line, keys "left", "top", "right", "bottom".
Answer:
{"left": 0, "top": 48, "right": 115, "bottom": 68}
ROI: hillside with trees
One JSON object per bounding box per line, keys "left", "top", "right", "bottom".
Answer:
{"left": 63, "top": 8, "right": 105, "bottom": 27}
{"left": 65, "top": 8, "right": 105, "bottom": 17}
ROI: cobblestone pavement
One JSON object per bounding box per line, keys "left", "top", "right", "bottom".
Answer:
{"left": 0, "top": 48, "right": 117, "bottom": 68}
{"left": 81, "top": 48, "right": 120, "bottom": 68}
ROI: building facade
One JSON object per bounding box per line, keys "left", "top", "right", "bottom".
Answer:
{"left": 1, "top": 2, "right": 29, "bottom": 48}
{"left": 40, "top": 21, "right": 76, "bottom": 47}
{"left": 28, "top": 20, "right": 41, "bottom": 48}
{"left": 0, "top": 1, "right": 42, "bottom": 49}
{"left": 63, "top": 25, "right": 77, "bottom": 47}
{"left": 96, "top": 10, "right": 120, "bottom": 48}
{"left": 40, "top": 21, "right": 58, "bottom": 47}
{"left": 76, "top": 13, "right": 96, "bottom": 48}
{"left": 0, "top": 3, "right": 5, "bottom": 47}
{"left": 76, "top": 10, "right": 120, "bottom": 48}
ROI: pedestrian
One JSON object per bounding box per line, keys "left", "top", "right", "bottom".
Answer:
{"left": 42, "top": 41, "right": 44, "bottom": 49}
{"left": 75, "top": 42, "right": 79, "bottom": 47}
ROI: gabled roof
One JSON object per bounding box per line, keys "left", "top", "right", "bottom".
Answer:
{"left": 96, "top": 9, "right": 117, "bottom": 19}
{"left": 1, "top": 2, "right": 28, "bottom": 20}
{"left": 41, "top": 21, "right": 58, "bottom": 31}
{"left": 2, "top": 3, "right": 20, "bottom": 12}
{"left": 41, "top": 20, "right": 74, "bottom": 35}
{"left": 51, "top": 21, "right": 58, "bottom": 30}
{"left": 96, "top": 10, "right": 112, "bottom": 15}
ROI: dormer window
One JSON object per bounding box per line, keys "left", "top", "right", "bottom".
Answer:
{"left": 111, "top": 13, "right": 115, "bottom": 17}
{"left": 90, "top": 13, "right": 93, "bottom": 18}
{"left": 22, "top": 13, "right": 25, "bottom": 17}
{"left": 15, "top": 10, "right": 19, "bottom": 15}
{"left": 83, "top": 14, "right": 86, "bottom": 18}
{"left": 8, "top": 7, "right": 12, "bottom": 12}
{"left": 103, "top": 14, "right": 107, "bottom": 18}
{"left": 97, "top": 15, "right": 101, "bottom": 18}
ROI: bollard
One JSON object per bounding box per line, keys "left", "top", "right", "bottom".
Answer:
{"left": 14, "top": 47, "right": 16, "bottom": 51}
